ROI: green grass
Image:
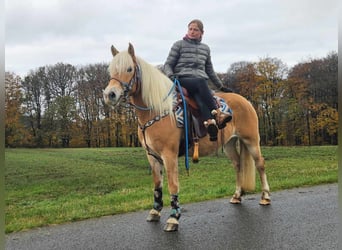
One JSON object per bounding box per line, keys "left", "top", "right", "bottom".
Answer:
{"left": 5, "top": 146, "right": 337, "bottom": 233}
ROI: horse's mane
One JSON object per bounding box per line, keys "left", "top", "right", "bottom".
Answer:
{"left": 108, "top": 51, "right": 174, "bottom": 117}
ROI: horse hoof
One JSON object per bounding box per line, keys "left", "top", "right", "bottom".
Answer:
{"left": 259, "top": 199, "right": 271, "bottom": 206}
{"left": 163, "top": 217, "right": 179, "bottom": 232}
{"left": 146, "top": 209, "right": 161, "bottom": 222}
{"left": 164, "top": 223, "right": 178, "bottom": 232}
{"left": 192, "top": 158, "right": 199, "bottom": 163}
{"left": 230, "top": 197, "right": 241, "bottom": 204}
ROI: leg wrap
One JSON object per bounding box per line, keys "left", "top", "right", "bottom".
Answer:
{"left": 153, "top": 187, "right": 163, "bottom": 212}
{"left": 170, "top": 194, "right": 181, "bottom": 220}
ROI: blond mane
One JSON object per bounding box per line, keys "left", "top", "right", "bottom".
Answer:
{"left": 108, "top": 51, "right": 174, "bottom": 117}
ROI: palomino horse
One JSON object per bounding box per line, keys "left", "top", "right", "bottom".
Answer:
{"left": 103, "top": 43, "right": 271, "bottom": 232}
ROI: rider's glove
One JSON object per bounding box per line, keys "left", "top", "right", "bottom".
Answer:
{"left": 220, "top": 86, "right": 233, "bottom": 93}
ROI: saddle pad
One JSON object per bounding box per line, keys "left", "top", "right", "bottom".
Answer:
{"left": 174, "top": 95, "right": 232, "bottom": 128}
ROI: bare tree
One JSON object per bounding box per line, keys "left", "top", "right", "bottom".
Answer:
{"left": 21, "top": 67, "right": 47, "bottom": 146}
{"left": 76, "top": 63, "right": 109, "bottom": 147}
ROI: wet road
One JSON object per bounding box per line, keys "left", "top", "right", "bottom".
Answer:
{"left": 6, "top": 184, "right": 338, "bottom": 250}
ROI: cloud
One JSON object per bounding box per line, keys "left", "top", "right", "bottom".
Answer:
{"left": 5, "top": 0, "right": 338, "bottom": 76}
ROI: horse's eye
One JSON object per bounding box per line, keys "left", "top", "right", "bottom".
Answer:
{"left": 127, "top": 67, "right": 133, "bottom": 73}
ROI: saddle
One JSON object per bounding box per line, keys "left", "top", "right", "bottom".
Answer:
{"left": 174, "top": 87, "right": 229, "bottom": 158}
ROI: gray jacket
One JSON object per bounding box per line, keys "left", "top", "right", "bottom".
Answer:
{"left": 163, "top": 38, "right": 223, "bottom": 89}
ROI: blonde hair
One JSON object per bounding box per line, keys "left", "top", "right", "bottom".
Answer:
{"left": 138, "top": 57, "right": 174, "bottom": 117}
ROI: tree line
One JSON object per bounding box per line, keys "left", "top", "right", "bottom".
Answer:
{"left": 5, "top": 51, "right": 338, "bottom": 148}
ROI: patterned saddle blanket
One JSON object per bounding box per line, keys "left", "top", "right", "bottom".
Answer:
{"left": 173, "top": 91, "right": 232, "bottom": 138}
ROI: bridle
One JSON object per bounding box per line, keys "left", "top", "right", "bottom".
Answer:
{"left": 109, "top": 63, "right": 152, "bottom": 111}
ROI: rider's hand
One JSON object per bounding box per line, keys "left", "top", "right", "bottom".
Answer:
{"left": 170, "top": 75, "right": 178, "bottom": 81}
{"left": 220, "top": 86, "right": 233, "bottom": 93}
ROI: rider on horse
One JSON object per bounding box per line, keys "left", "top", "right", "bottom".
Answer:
{"left": 164, "top": 19, "right": 232, "bottom": 141}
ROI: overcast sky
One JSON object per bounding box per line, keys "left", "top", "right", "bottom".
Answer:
{"left": 5, "top": 0, "right": 338, "bottom": 77}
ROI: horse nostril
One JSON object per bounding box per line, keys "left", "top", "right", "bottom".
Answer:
{"left": 109, "top": 91, "right": 116, "bottom": 100}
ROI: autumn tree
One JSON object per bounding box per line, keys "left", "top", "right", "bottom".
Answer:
{"left": 225, "top": 61, "right": 257, "bottom": 97}
{"left": 6, "top": 51, "right": 337, "bottom": 147}
{"left": 225, "top": 57, "right": 289, "bottom": 145}
{"left": 5, "top": 72, "right": 32, "bottom": 147}
{"left": 288, "top": 51, "right": 338, "bottom": 145}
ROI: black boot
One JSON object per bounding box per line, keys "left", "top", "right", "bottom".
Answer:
{"left": 204, "top": 119, "right": 218, "bottom": 141}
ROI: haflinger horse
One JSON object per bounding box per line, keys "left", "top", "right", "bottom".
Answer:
{"left": 103, "top": 43, "right": 271, "bottom": 232}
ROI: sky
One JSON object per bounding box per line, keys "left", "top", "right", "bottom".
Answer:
{"left": 5, "top": 0, "right": 338, "bottom": 77}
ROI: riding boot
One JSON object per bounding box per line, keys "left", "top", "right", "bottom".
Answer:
{"left": 211, "top": 109, "right": 232, "bottom": 129}
{"left": 204, "top": 119, "right": 218, "bottom": 141}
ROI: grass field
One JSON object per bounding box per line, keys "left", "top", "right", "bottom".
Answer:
{"left": 5, "top": 146, "right": 337, "bottom": 233}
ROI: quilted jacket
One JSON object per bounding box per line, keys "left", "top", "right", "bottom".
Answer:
{"left": 163, "top": 38, "right": 223, "bottom": 89}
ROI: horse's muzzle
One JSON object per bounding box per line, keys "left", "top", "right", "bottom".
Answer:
{"left": 103, "top": 87, "right": 121, "bottom": 106}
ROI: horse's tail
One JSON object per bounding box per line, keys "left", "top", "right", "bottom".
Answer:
{"left": 239, "top": 139, "right": 255, "bottom": 191}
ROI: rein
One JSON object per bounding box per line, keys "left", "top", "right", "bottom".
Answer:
{"left": 174, "top": 79, "right": 190, "bottom": 173}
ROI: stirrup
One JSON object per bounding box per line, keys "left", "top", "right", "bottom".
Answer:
{"left": 211, "top": 110, "right": 232, "bottom": 129}
{"left": 203, "top": 118, "right": 215, "bottom": 127}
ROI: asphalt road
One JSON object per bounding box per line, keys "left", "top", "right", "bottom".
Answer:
{"left": 6, "top": 184, "right": 338, "bottom": 250}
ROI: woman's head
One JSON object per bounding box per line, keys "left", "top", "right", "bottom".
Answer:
{"left": 187, "top": 19, "right": 204, "bottom": 40}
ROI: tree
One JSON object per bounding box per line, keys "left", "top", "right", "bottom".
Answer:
{"left": 225, "top": 61, "right": 257, "bottom": 97}
{"left": 5, "top": 72, "right": 31, "bottom": 147}
{"left": 254, "top": 57, "right": 288, "bottom": 145}
{"left": 76, "top": 63, "right": 110, "bottom": 147}
{"left": 280, "top": 76, "right": 310, "bottom": 145}
{"left": 288, "top": 51, "right": 338, "bottom": 145}
{"left": 305, "top": 52, "right": 338, "bottom": 109}
{"left": 21, "top": 67, "right": 47, "bottom": 146}
{"left": 44, "top": 63, "right": 78, "bottom": 147}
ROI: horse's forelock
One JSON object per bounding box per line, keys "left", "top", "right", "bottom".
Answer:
{"left": 108, "top": 51, "right": 134, "bottom": 76}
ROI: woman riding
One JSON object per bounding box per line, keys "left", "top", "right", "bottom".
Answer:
{"left": 163, "top": 19, "right": 232, "bottom": 141}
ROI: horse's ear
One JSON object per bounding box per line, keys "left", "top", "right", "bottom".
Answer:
{"left": 128, "top": 43, "right": 137, "bottom": 63}
{"left": 111, "top": 45, "right": 119, "bottom": 57}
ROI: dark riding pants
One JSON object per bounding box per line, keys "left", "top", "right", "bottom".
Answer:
{"left": 178, "top": 77, "right": 217, "bottom": 120}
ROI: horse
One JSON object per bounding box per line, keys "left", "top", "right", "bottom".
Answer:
{"left": 103, "top": 43, "right": 271, "bottom": 232}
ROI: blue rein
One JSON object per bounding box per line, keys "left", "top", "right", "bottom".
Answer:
{"left": 174, "top": 78, "right": 190, "bottom": 174}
